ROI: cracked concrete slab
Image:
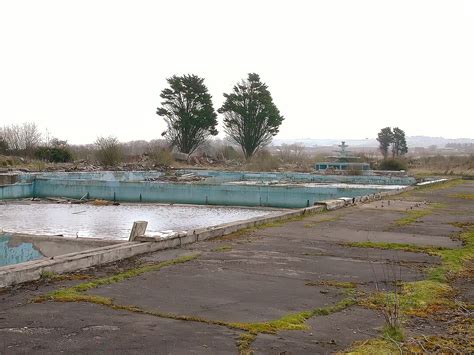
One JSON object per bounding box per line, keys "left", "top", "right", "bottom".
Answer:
{"left": 1, "top": 301, "right": 239, "bottom": 354}
{"left": 90, "top": 259, "right": 346, "bottom": 323}
{"left": 251, "top": 306, "right": 384, "bottom": 354}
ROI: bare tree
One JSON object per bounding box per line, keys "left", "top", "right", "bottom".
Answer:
{"left": 1, "top": 122, "right": 42, "bottom": 156}
{"left": 0, "top": 137, "right": 8, "bottom": 154}
{"left": 278, "top": 143, "right": 306, "bottom": 163}
{"left": 22, "top": 122, "right": 42, "bottom": 157}
{"left": 1, "top": 124, "right": 22, "bottom": 151}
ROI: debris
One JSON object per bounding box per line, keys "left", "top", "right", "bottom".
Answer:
{"left": 90, "top": 199, "right": 113, "bottom": 206}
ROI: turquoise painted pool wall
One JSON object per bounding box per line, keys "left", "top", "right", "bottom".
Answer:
{"left": 18, "top": 170, "right": 416, "bottom": 186}
{"left": 0, "top": 234, "right": 45, "bottom": 267}
{"left": 0, "top": 183, "right": 34, "bottom": 200}
{"left": 3, "top": 171, "right": 413, "bottom": 208}
{"left": 33, "top": 178, "right": 393, "bottom": 208}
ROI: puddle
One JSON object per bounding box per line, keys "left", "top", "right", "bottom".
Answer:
{"left": 0, "top": 203, "right": 273, "bottom": 240}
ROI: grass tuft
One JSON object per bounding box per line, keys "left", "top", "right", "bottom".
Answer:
{"left": 344, "top": 338, "right": 399, "bottom": 354}
{"left": 382, "top": 324, "right": 404, "bottom": 342}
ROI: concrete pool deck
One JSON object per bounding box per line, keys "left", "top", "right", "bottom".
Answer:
{"left": 0, "top": 179, "right": 472, "bottom": 353}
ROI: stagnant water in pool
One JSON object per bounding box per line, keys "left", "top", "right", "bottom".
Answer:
{"left": 0, "top": 202, "right": 274, "bottom": 240}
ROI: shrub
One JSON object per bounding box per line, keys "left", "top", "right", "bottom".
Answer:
{"left": 378, "top": 159, "right": 408, "bottom": 171}
{"left": 148, "top": 145, "right": 174, "bottom": 166}
{"left": 35, "top": 146, "right": 73, "bottom": 163}
{"left": 217, "top": 144, "right": 243, "bottom": 161}
{"left": 245, "top": 150, "right": 281, "bottom": 171}
{"left": 0, "top": 138, "right": 8, "bottom": 154}
{"left": 95, "top": 136, "right": 123, "bottom": 167}
{"left": 347, "top": 166, "right": 363, "bottom": 175}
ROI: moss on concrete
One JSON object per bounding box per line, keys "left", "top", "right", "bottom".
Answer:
{"left": 304, "top": 215, "right": 340, "bottom": 228}
{"left": 391, "top": 202, "right": 444, "bottom": 227}
{"left": 47, "top": 290, "right": 114, "bottom": 306}
{"left": 343, "top": 241, "right": 446, "bottom": 255}
{"left": 229, "top": 297, "right": 357, "bottom": 335}
{"left": 40, "top": 271, "right": 92, "bottom": 282}
{"left": 393, "top": 209, "right": 434, "bottom": 226}
{"left": 214, "top": 227, "right": 258, "bottom": 241}
{"left": 37, "top": 254, "right": 199, "bottom": 302}
{"left": 305, "top": 280, "right": 357, "bottom": 289}
{"left": 229, "top": 297, "right": 358, "bottom": 354}
{"left": 451, "top": 222, "right": 474, "bottom": 228}
{"left": 448, "top": 193, "right": 474, "bottom": 200}
{"left": 429, "top": 227, "right": 474, "bottom": 282}
{"left": 259, "top": 213, "right": 313, "bottom": 229}
{"left": 36, "top": 251, "right": 358, "bottom": 354}
{"left": 237, "top": 333, "right": 257, "bottom": 354}
{"left": 211, "top": 245, "right": 233, "bottom": 252}
{"left": 347, "top": 228, "right": 473, "bottom": 284}
{"left": 358, "top": 226, "right": 473, "bottom": 321}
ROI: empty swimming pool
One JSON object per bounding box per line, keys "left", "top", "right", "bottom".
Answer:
{"left": 0, "top": 202, "right": 274, "bottom": 240}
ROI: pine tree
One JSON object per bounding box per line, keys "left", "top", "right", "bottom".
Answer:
{"left": 157, "top": 74, "right": 218, "bottom": 154}
{"left": 219, "top": 73, "right": 284, "bottom": 159}
{"left": 377, "top": 127, "right": 393, "bottom": 159}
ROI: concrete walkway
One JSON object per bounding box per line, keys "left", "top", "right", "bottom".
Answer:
{"left": 0, "top": 180, "right": 472, "bottom": 354}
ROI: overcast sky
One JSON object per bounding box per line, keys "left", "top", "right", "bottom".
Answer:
{"left": 0, "top": 0, "right": 473, "bottom": 144}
